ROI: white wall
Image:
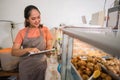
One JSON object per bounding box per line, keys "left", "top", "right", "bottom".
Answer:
{"left": 0, "top": 0, "right": 114, "bottom": 48}
{"left": 0, "top": 0, "right": 115, "bottom": 27}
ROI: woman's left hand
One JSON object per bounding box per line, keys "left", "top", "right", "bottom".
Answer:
{"left": 28, "top": 48, "right": 40, "bottom": 53}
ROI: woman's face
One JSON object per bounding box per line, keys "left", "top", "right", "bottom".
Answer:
{"left": 27, "top": 9, "right": 41, "bottom": 28}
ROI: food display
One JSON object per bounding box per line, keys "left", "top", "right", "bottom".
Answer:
{"left": 71, "top": 39, "right": 120, "bottom": 80}
{"left": 73, "top": 39, "right": 109, "bottom": 57}
{"left": 71, "top": 56, "right": 113, "bottom": 80}
{"left": 102, "top": 57, "right": 120, "bottom": 77}
{"left": 61, "top": 27, "right": 120, "bottom": 80}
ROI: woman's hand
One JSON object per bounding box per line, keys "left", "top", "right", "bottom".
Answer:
{"left": 28, "top": 48, "right": 40, "bottom": 54}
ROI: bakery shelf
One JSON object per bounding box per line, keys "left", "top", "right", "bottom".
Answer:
{"left": 62, "top": 26, "right": 120, "bottom": 57}
{"left": 60, "top": 26, "right": 120, "bottom": 80}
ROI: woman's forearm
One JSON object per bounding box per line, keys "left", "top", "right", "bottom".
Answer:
{"left": 12, "top": 48, "right": 30, "bottom": 57}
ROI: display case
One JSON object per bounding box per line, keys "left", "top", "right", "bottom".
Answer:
{"left": 60, "top": 26, "right": 120, "bottom": 80}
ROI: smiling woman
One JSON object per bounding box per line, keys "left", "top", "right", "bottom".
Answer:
{"left": 11, "top": 5, "right": 53, "bottom": 80}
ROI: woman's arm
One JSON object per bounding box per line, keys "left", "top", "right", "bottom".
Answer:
{"left": 46, "top": 40, "right": 53, "bottom": 50}
{"left": 12, "top": 43, "right": 40, "bottom": 57}
{"left": 12, "top": 43, "right": 29, "bottom": 56}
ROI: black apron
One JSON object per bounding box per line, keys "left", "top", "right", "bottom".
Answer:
{"left": 19, "top": 28, "right": 47, "bottom": 80}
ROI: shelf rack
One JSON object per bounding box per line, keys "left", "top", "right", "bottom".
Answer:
{"left": 61, "top": 26, "right": 120, "bottom": 80}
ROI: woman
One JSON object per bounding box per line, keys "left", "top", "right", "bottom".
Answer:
{"left": 12, "top": 5, "right": 53, "bottom": 80}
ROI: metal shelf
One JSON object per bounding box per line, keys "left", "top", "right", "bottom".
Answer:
{"left": 61, "top": 26, "right": 120, "bottom": 80}
{"left": 62, "top": 27, "right": 120, "bottom": 58}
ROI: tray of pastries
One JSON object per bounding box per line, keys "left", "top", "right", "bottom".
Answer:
{"left": 71, "top": 56, "right": 120, "bottom": 80}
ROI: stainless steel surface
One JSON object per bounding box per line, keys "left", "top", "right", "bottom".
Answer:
{"left": 71, "top": 63, "right": 83, "bottom": 80}
{"left": 66, "top": 37, "right": 73, "bottom": 80}
{"left": 62, "top": 27, "right": 120, "bottom": 58}
{"left": 61, "top": 35, "right": 74, "bottom": 80}
{"left": 61, "top": 34, "right": 69, "bottom": 80}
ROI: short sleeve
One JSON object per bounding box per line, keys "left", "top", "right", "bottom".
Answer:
{"left": 14, "top": 31, "right": 23, "bottom": 45}
{"left": 45, "top": 27, "right": 53, "bottom": 41}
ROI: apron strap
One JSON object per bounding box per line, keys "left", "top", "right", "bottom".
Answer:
{"left": 39, "top": 27, "right": 44, "bottom": 38}
{"left": 24, "top": 28, "right": 29, "bottom": 39}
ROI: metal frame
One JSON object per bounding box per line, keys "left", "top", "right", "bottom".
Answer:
{"left": 61, "top": 26, "right": 120, "bottom": 80}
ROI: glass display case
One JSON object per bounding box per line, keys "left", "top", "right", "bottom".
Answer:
{"left": 60, "top": 26, "right": 120, "bottom": 80}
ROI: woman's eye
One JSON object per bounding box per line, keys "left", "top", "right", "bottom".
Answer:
{"left": 31, "top": 18, "right": 35, "bottom": 20}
